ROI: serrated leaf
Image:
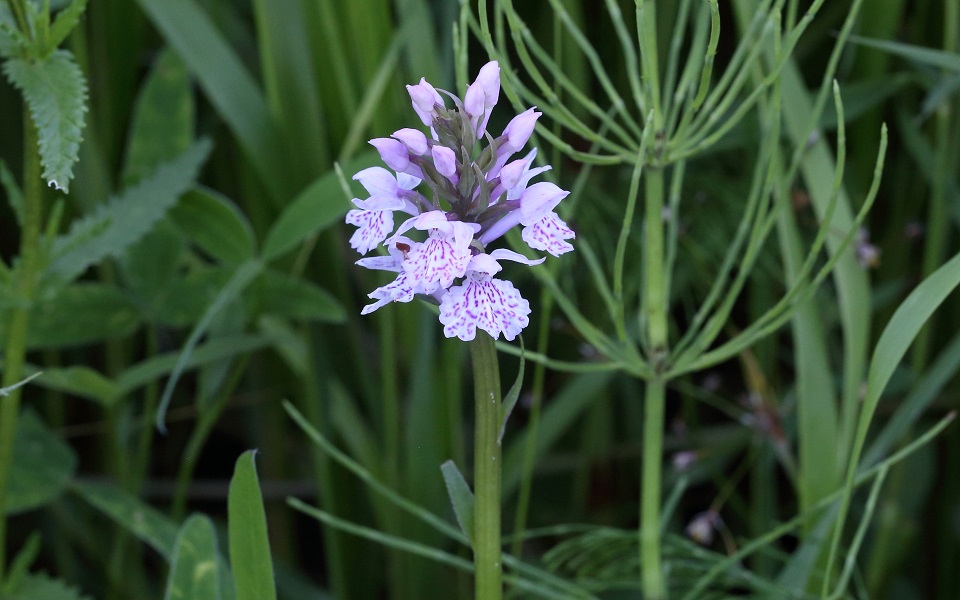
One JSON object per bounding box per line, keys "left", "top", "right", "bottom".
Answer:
{"left": 123, "top": 48, "right": 193, "bottom": 185}
{"left": 2, "top": 50, "right": 87, "bottom": 192}
{"left": 46, "top": 0, "right": 89, "bottom": 54}
{"left": 228, "top": 451, "right": 277, "bottom": 600}
{"left": 6, "top": 410, "right": 77, "bottom": 514}
{"left": 1, "top": 573, "right": 91, "bottom": 600}
{"left": 165, "top": 516, "right": 221, "bottom": 600}
{"left": 262, "top": 152, "right": 381, "bottom": 261}
{"left": 169, "top": 188, "right": 256, "bottom": 264}
{"left": 3, "top": 282, "right": 141, "bottom": 349}
{"left": 440, "top": 460, "right": 475, "bottom": 542}
{"left": 255, "top": 269, "right": 345, "bottom": 323}
{"left": 47, "top": 140, "right": 211, "bottom": 286}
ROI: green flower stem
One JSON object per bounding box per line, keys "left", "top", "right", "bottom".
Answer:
{"left": 470, "top": 332, "right": 502, "bottom": 600}
{"left": 0, "top": 113, "right": 43, "bottom": 582}
{"left": 641, "top": 166, "right": 668, "bottom": 600}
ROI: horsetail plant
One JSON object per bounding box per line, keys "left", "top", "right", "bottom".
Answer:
{"left": 346, "top": 60, "right": 573, "bottom": 599}
{"left": 473, "top": 0, "right": 888, "bottom": 597}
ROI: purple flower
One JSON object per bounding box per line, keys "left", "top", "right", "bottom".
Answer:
{"left": 345, "top": 61, "right": 574, "bottom": 341}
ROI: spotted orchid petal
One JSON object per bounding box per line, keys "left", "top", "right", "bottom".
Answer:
{"left": 522, "top": 211, "right": 575, "bottom": 256}
{"left": 439, "top": 273, "right": 531, "bottom": 341}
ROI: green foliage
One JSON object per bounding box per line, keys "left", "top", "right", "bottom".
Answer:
{"left": 261, "top": 152, "right": 381, "bottom": 261}
{"left": 165, "top": 516, "right": 221, "bottom": 600}
{"left": 45, "top": 0, "right": 88, "bottom": 55}
{"left": 2, "top": 50, "right": 87, "bottom": 192}
{"left": 5, "top": 411, "right": 76, "bottom": 514}
{"left": 0, "top": 573, "right": 90, "bottom": 600}
{"left": 227, "top": 451, "right": 276, "bottom": 600}
{"left": 169, "top": 189, "right": 256, "bottom": 265}
{"left": 46, "top": 140, "right": 211, "bottom": 286}
{"left": 440, "top": 460, "right": 475, "bottom": 542}
{"left": 123, "top": 47, "right": 194, "bottom": 185}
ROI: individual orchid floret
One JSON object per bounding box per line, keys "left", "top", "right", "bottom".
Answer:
{"left": 353, "top": 166, "right": 423, "bottom": 214}
{"left": 356, "top": 237, "right": 421, "bottom": 314}
{"left": 479, "top": 181, "right": 568, "bottom": 246}
{"left": 345, "top": 196, "right": 404, "bottom": 255}
{"left": 438, "top": 250, "right": 543, "bottom": 341}
{"left": 407, "top": 77, "right": 445, "bottom": 127}
{"left": 490, "top": 108, "right": 541, "bottom": 175}
{"left": 464, "top": 61, "right": 500, "bottom": 137}
{"left": 522, "top": 211, "right": 576, "bottom": 257}
{"left": 396, "top": 211, "right": 480, "bottom": 293}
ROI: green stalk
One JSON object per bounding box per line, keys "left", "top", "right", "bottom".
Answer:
{"left": 170, "top": 356, "right": 249, "bottom": 521}
{"left": 640, "top": 167, "right": 668, "bottom": 599}
{"left": 470, "top": 332, "right": 502, "bottom": 600}
{"left": 0, "top": 113, "right": 43, "bottom": 582}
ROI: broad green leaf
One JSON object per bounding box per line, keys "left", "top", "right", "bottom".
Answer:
{"left": 0, "top": 573, "right": 90, "bottom": 600}
{"left": 255, "top": 269, "right": 345, "bottom": 323}
{"left": 46, "top": 0, "right": 88, "bottom": 53}
{"left": 5, "top": 283, "right": 141, "bottom": 349}
{"left": 228, "top": 451, "right": 277, "bottom": 600}
{"left": 826, "top": 250, "right": 960, "bottom": 588}
{"left": 32, "top": 365, "right": 120, "bottom": 405}
{"left": 47, "top": 140, "right": 211, "bottom": 286}
{"left": 169, "top": 188, "right": 256, "bottom": 265}
{"left": 440, "top": 460, "right": 475, "bottom": 542}
{"left": 137, "top": 0, "right": 293, "bottom": 203}
{"left": 2, "top": 49, "right": 87, "bottom": 192}
{"left": 123, "top": 48, "right": 194, "bottom": 185}
{"left": 261, "top": 152, "right": 381, "bottom": 261}
{"left": 120, "top": 220, "right": 187, "bottom": 305}
{"left": 6, "top": 410, "right": 77, "bottom": 514}
{"left": 73, "top": 481, "right": 178, "bottom": 558}
{"left": 165, "top": 516, "right": 221, "bottom": 600}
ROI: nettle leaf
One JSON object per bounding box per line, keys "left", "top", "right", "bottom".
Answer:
{"left": 6, "top": 410, "right": 77, "bottom": 515}
{"left": 14, "top": 282, "right": 141, "bottom": 349}
{"left": 0, "top": 5, "right": 27, "bottom": 56}
{"left": 2, "top": 50, "right": 87, "bottom": 192}
{"left": 46, "top": 0, "right": 89, "bottom": 54}
{"left": 0, "top": 573, "right": 91, "bottom": 600}
{"left": 47, "top": 140, "right": 211, "bottom": 286}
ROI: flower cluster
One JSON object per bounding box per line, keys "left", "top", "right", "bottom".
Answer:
{"left": 346, "top": 61, "right": 574, "bottom": 341}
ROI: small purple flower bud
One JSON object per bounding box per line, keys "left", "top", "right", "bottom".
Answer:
{"left": 502, "top": 108, "right": 541, "bottom": 153}
{"left": 407, "top": 78, "right": 444, "bottom": 127}
{"left": 467, "top": 61, "right": 500, "bottom": 137}
{"left": 432, "top": 146, "right": 458, "bottom": 181}
{"left": 392, "top": 128, "right": 429, "bottom": 156}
